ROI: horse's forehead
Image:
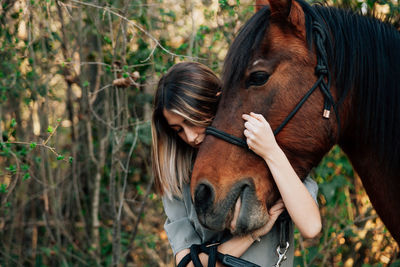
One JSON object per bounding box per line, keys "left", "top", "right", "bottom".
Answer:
{"left": 255, "top": 26, "right": 310, "bottom": 64}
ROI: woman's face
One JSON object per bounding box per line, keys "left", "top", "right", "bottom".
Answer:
{"left": 163, "top": 109, "right": 206, "bottom": 148}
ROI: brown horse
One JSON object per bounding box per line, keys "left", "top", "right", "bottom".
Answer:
{"left": 190, "top": 0, "right": 400, "bottom": 243}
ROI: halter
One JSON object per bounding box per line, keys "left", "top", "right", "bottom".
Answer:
{"left": 206, "top": 21, "right": 340, "bottom": 151}
{"left": 182, "top": 21, "right": 338, "bottom": 267}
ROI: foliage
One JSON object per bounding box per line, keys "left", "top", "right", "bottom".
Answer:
{"left": 0, "top": 0, "right": 398, "bottom": 266}
{"left": 294, "top": 146, "right": 399, "bottom": 266}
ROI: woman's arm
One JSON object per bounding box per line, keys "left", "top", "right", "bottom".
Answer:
{"left": 175, "top": 199, "right": 285, "bottom": 267}
{"left": 242, "top": 112, "right": 321, "bottom": 239}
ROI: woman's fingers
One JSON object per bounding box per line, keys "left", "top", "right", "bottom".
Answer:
{"left": 242, "top": 114, "right": 262, "bottom": 127}
{"left": 244, "top": 121, "right": 258, "bottom": 133}
{"left": 243, "top": 113, "right": 271, "bottom": 133}
{"left": 269, "top": 208, "right": 285, "bottom": 222}
{"left": 269, "top": 199, "right": 285, "bottom": 216}
{"left": 250, "top": 199, "right": 287, "bottom": 239}
{"left": 243, "top": 129, "right": 255, "bottom": 143}
{"left": 250, "top": 112, "right": 267, "bottom": 123}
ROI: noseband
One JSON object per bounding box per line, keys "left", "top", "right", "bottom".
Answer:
{"left": 206, "top": 21, "right": 340, "bottom": 150}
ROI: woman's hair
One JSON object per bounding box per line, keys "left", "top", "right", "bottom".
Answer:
{"left": 152, "top": 62, "right": 221, "bottom": 198}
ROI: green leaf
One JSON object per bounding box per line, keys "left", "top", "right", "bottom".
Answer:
{"left": 56, "top": 155, "right": 65, "bottom": 161}
{"left": 30, "top": 142, "right": 37, "bottom": 149}
{"left": 47, "top": 126, "right": 53, "bottom": 133}
{"left": 104, "top": 36, "right": 112, "bottom": 44}
{"left": 23, "top": 172, "right": 31, "bottom": 181}
{"left": 6, "top": 164, "right": 16, "bottom": 174}
{"left": 10, "top": 118, "right": 16, "bottom": 127}
{"left": 69, "top": 156, "right": 73, "bottom": 163}
{"left": 0, "top": 184, "right": 8, "bottom": 193}
{"left": 136, "top": 185, "right": 144, "bottom": 195}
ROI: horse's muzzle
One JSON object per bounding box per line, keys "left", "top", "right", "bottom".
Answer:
{"left": 193, "top": 179, "right": 268, "bottom": 234}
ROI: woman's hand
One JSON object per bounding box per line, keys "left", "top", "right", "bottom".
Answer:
{"left": 242, "top": 112, "right": 279, "bottom": 160}
{"left": 251, "top": 199, "right": 285, "bottom": 240}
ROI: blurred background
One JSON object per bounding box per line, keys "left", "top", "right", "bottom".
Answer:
{"left": 0, "top": 0, "right": 399, "bottom": 266}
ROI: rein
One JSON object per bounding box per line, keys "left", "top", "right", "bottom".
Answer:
{"left": 177, "top": 212, "right": 291, "bottom": 267}
{"left": 181, "top": 20, "right": 336, "bottom": 267}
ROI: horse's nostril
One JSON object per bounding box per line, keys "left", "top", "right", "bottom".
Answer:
{"left": 194, "top": 183, "right": 214, "bottom": 212}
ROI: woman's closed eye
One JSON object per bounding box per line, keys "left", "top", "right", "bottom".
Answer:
{"left": 172, "top": 126, "right": 183, "bottom": 133}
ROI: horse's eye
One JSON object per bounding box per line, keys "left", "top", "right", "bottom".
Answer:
{"left": 245, "top": 71, "right": 270, "bottom": 88}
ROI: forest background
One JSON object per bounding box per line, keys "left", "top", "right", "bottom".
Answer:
{"left": 0, "top": 0, "right": 399, "bottom": 266}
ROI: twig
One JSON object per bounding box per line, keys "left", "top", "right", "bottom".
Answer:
{"left": 4, "top": 141, "right": 69, "bottom": 162}
{"left": 88, "top": 84, "right": 113, "bottom": 99}
{"left": 117, "top": 120, "right": 140, "bottom": 220}
{"left": 122, "top": 174, "right": 154, "bottom": 261}
{"left": 0, "top": 150, "right": 20, "bottom": 208}
{"left": 43, "top": 121, "right": 61, "bottom": 145}
{"left": 59, "top": 0, "right": 201, "bottom": 61}
{"left": 0, "top": 249, "right": 23, "bottom": 267}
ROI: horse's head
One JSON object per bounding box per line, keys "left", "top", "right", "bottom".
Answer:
{"left": 191, "top": 0, "right": 340, "bottom": 234}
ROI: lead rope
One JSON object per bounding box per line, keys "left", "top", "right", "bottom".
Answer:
{"left": 176, "top": 243, "right": 261, "bottom": 267}
{"left": 176, "top": 213, "right": 291, "bottom": 267}
{"left": 272, "top": 211, "right": 291, "bottom": 267}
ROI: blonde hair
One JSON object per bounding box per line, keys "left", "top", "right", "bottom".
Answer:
{"left": 152, "top": 62, "right": 221, "bottom": 198}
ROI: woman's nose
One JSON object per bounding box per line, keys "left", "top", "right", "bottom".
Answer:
{"left": 185, "top": 128, "right": 197, "bottom": 143}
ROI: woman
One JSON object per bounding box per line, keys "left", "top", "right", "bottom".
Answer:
{"left": 152, "top": 62, "right": 321, "bottom": 267}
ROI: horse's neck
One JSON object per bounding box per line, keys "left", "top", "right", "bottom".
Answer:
{"left": 338, "top": 95, "right": 399, "bottom": 178}
{"left": 339, "top": 119, "right": 400, "bottom": 243}
{"left": 332, "top": 15, "right": 400, "bottom": 177}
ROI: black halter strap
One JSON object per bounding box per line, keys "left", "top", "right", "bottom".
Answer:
{"left": 177, "top": 243, "right": 260, "bottom": 267}
{"left": 205, "top": 126, "right": 249, "bottom": 149}
{"left": 206, "top": 21, "right": 340, "bottom": 150}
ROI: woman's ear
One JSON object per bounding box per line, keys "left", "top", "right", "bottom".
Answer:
{"left": 216, "top": 91, "right": 221, "bottom": 97}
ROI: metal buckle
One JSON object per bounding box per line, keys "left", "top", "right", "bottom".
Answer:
{"left": 272, "top": 242, "right": 289, "bottom": 267}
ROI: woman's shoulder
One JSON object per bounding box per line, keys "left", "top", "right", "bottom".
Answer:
{"left": 303, "top": 174, "right": 318, "bottom": 202}
{"left": 303, "top": 175, "right": 318, "bottom": 187}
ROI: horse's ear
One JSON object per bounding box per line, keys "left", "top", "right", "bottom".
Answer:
{"left": 257, "top": 0, "right": 304, "bottom": 29}
{"left": 255, "top": 0, "right": 270, "bottom": 12}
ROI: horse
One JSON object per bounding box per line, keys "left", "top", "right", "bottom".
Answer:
{"left": 190, "top": 0, "right": 400, "bottom": 244}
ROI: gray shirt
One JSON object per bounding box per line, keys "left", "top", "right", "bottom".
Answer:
{"left": 163, "top": 176, "right": 318, "bottom": 267}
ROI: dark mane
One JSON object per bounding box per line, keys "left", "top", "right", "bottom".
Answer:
{"left": 222, "top": 6, "right": 271, "bottom": 91}
{"left": 223, "top": 1, "right": 400, "bottom": 171}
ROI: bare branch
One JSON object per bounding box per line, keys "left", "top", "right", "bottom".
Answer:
{"left": 60, "top": 0, "right": 202, "bottom": 60}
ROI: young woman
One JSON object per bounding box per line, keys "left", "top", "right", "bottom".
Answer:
{"left": 152, "top": 62, "right": 321, "bottom": 267}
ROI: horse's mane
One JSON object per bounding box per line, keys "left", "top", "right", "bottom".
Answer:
{"left": 222, "top": 6, "right": 271, "bottom": 91}
{"left": 223, "top": 1, "right": 400, "bottom": 171}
